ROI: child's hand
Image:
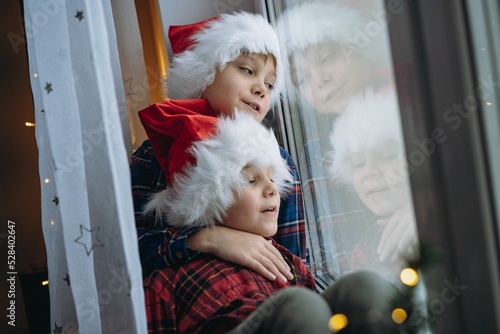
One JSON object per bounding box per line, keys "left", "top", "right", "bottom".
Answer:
{"left": 376, "top": 203, "right": 419, "bottom": 262}
{"left": 187, "top": 226, "right": 294, "bottom": 282}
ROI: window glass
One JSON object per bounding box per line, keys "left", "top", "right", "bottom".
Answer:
{"left": 273, "top": 0, "right": 420, "bottom": 281}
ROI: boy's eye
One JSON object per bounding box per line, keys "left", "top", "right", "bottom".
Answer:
{"left": 296, "top": 74, "right": 310, "bottom": 87}
{"left": 321, "top": 51, "right": 339, "bottom": 64}
{"left": 266, "top": 83, "right": 274, "bottom": 90}
{"left": 240, "top": 67, "right": 253, "bottom": 75}
{"left": 247, "top": 179, "right": 256, "bottom": 185}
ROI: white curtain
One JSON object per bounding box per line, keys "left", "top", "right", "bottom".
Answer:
{"left": 24, "top": 0, "right": 148, "bottom": 332}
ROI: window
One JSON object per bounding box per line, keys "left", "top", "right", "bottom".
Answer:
{"left": 264, "top": 0, "right": 500, "bottom": 332}
{"left": 269, "top": 0, "right": 419, "bottom": 284}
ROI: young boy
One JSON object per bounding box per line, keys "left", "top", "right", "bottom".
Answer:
{"left": 131, "top": 12, "right": 305, "bottom": 283}
{"left": 330, "top": 89, "right": 419, "bottom": 276}
{"left": 140, "top": 108, "right": 402, "bottom": 334}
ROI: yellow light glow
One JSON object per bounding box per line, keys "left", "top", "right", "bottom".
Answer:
{"left": 25, "top": 122, "right": 36, "bottom": 127}
{"left": 486, "top": 102, "right": 492, "bottom": 106}
{"left": 50, "top": 220, "right": 55, "bottom": 226}
{"left": 328, "top": 313, "right": 348, "bottom": 332}
{"left": 400, "top": 268, "right": 419, "bottom": 286}
{"left": 33, "top": 73, "right": 38, "bottom": 78}
{"left": 392, "top": 308, "right": 407, "bottom": 324}
{"left": 41, "top": 280, "right": 49, "bottom": 286}
{"left": 44, "top": 178, "right": 50, "bottom": 184}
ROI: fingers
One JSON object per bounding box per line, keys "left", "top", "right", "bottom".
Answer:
{"left": 249, "top": 250, "right": 293, "bottom": 283}
{"left": 196, "top": 226, "right": 293, "bottom": 282}
{"left": 377, "top": 205, "right": 416, "bottom": 262}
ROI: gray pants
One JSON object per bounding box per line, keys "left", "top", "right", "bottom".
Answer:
{"left": 228, "top": 271, "right": 401, "bottom": 334}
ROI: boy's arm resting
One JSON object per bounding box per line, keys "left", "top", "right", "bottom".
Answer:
{"left": 132, "top": 140, "right": 203, "bottom": 275}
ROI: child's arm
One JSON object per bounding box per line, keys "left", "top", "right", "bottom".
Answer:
{"left": 377, "top": 203, "right": 419, "bottom": 262}
{"left": 131, "top": 140, "right": 204, "bottom": 276}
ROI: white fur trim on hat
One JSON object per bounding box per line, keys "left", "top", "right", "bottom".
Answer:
{"left": 278, "top": 2, "right": 365, "bottom": 55}
{"left": 330, "top": 88, "right": 403, "bottom": 184}
{"left": 167, "top": 12, "right": 284, "bottom": 106}
{"left": 144, "top": 111, "right": 292, "bottom": 227}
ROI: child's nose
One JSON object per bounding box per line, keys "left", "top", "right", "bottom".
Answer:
{"left": 264, "top": 178, "right": 278, "bottom": 197}
{"left": 252, "top": 80, "right": 268, "bottom": 97}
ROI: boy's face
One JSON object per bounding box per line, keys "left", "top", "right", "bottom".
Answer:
{"left": 201, "top": 54, "right": 276, "bottom": 122}
{"left": 222, "top": 166, "right": 280, "bottom": 237}
{"left": 291, "top": 40, "right": 375, "bottom": 115}
{"left": 350, "top": 141, "right": 410, "bottom": 216}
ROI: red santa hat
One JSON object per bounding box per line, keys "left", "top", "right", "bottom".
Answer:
{"left": 330, "top": 88, "right": 404, "bottom": 184}
{"left": 166, "top": 12, "right": 284, "bottom": 106}
{"left": 139, "top": 99, "right": 292, "bottom": 227}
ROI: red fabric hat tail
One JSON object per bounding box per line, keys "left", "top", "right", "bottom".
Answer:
{"left": 138, "top": 99, "right": 217, "bottom": 184}
{"left": 168, "top": 16, "right": 220, "bottom": 55}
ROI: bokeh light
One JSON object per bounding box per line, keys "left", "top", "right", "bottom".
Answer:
{"left": 400, "top": 267, "right": 419, "bottom": 286}
{"left": 392, "top": 308, "right": 407, "bottom": 324}
{"left": 328, "top": 313, "right": 348, "bottom": 332}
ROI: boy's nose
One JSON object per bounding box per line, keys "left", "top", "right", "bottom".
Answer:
{"left": 252, "top": 80, "right": 268, "bottom": 97}
{"left": 264, "top": 178, "right": 278, "bottom": 197}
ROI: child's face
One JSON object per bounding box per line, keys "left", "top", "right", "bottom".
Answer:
{"left": 350, "top": 141, "right": 410, "bottom": 216}
{"left": 222, "top": 166, "right": 280, "bottom": 237}
{"left": 291, "top": 40, "right": 375, "bottom": 115}
{"left": 201, "top": 53, "right": 276, "bottom": 123}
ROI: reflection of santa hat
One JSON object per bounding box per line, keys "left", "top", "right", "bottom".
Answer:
{"left": 139, "top": 100, "right": 291, "bottom": 227}
{"left": 166, "top": 12, "right": 283, "bottom": 106}
{"left": 330, "top": 88, "right": 403, "bottom": 184}
{"left": 277, "top": 1, "right": 391, "bottom": 76}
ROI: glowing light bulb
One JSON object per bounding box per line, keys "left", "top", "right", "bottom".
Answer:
{"left": 44, "top": 178, "right": 50, "bottom": 184}
{"left": 50, "top": 220, "right": 55, "bottom": 226}
{"left": 329, "top": 313, "right": 348, "bottom": 332}
{"left": 25, "top": 122, "right": 36, "bottom": 127}
{"left": 392, "top": 308, "right": 407, "bottom": 324}
{"left": 486, "top": 102, "right": 492, "bottom": 106}
{"left": 41, "top": 280, "right": 49, "bottom": 286}
{"left": 33, "top": 73, "right": 38, "bottom": 78}
{"left": 400, "top": 268, "right": 419, "bottom": 286}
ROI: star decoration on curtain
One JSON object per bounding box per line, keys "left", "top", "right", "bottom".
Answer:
{"left": 123, "top": 77, "right": 136, "bottom": 98}
{"left": 75, "top": 10, "right": 84, "bottom": 21}
{"left": 53, "top": 322, "right": 63, "bottom": 334}
{"left": 45, "top": 82, "right": 53, "bottom": 94}
{"left": 55, "top": 47, "right": 68, "bottom": 61}
{"left": 52, "top": 196, "right": 59, "bottom": 206}
{"left": 74, "top": 225, "right": 105, "bottom": 256}
{"left": 63, "top": 273, "right": 70, "bottom": 286}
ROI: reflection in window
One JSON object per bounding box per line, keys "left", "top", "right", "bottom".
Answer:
{"left": 275, "top": 0, "right": 419, "bottom": 281}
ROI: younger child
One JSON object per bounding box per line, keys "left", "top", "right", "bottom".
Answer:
{"left": 140, "top": 109, "right": 402, "bottom": 334}
{"left": 330, "top": 89, "right": 419, "bottom": 276}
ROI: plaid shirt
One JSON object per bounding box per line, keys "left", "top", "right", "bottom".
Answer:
{"left": 131, "top": 140, "right": 306, "bottom": 277}
{"left": 143, "top": 240, "right": 315, "bottom": 334}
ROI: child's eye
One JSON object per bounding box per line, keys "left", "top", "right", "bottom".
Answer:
{"left": 240, "top": 67, "right": 253, "bottom": 75}
{"left": 321, "top": 51, "right": 340, "bottom": 63}
{"left": 296, "top": 75, "right": 310, "bottom": 87}
{"left": 247, "top": 179, "right": 256, "bottom": 185}
{"left": 266, "top": 83, "right": 274, "bottom": 91}
{"left": 352, "top": 161, "right": 365, "bottom": 169}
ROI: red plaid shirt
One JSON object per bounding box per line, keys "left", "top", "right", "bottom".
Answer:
{"left": 144, "top": 240, "right": 315, "bottom": 334}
